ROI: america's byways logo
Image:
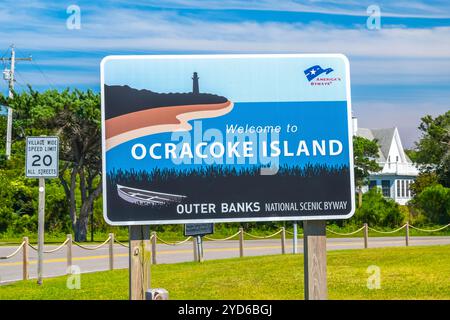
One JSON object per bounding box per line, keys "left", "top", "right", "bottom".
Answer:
{"left": 304, "top": 65, "right": 341, "bottom": 86}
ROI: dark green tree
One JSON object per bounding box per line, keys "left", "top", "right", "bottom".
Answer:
{"left": 412, "top": 184, "right": 450, "bottom": 224}
{"left": 413, "top": 111, "right": 450, "bottom": 187}
{"left": 353, "top": 136, "right": 382, "bottom": 207}
{"left": 0, "top": 87, "right": 102, "bottom": 241}
{"left": 410, "top": 172, "right": 439, "bottom": 196}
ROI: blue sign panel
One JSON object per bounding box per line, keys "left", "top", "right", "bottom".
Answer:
{"left": 101, "top": 54, "right": 355, "bottom": 225}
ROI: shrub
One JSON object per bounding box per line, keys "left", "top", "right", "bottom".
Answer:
{"left": 412, "top": 184, "right": 450, "bottom": 224}
{"left": 0, "top": 207, "right": 15, "bottom": 233}
{"left": 353, "top": 188, "right": 404, "bottom": 227}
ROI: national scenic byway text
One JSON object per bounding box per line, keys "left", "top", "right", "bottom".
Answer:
{"left": 176, "top": 201, "right": 348, "bottom": 215}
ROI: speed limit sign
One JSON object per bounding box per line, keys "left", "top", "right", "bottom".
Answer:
{"left": 25, "top": 136, "right": 59, "bottom": 178}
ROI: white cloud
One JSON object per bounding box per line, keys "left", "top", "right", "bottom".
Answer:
{"left": 112, "top": 0, "right": 450, "bottom": 18}
{"left": 1, "top": 8, "right": 449, "bottom": 87}
{"left": 2, "top": 9, "right": 450, "bottom": 59}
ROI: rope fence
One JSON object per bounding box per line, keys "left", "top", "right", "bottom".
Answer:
{"left": 204, "top": 231, "right": 240, "bottom": 241}
{"left": 1, "top": 223, "right": 449, "bottom": 282}
{"left": 326, "top": 226, "right": 366, "bottom": 236}
{"left": 368, "top": 224, "right": 407, "bottom": 234}
{"left": 0, "top": 241, "right": 25, "bottom": 260}
{"left": 73, "top": 237, "right": 111, "bottom": 251}
{"left": 244, "top": 228, "right": 283, "bottom": 239}
{"left": 114, "top": 238, "right": 130, "bottom": 248}
{"left": 409, "top": 223, "right": 450, "bottom": 233}
{"left": 155, "top": 235, "right": 192, "bottom": 246}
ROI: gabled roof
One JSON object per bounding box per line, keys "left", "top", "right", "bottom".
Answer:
{"left": 371, "top": 128, "right": 396, "bottom": 160}
{"left": 356, "top": 127, "right": 397, "bottom": 162}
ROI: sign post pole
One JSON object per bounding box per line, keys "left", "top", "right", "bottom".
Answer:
{"left": 303, "top": 220, "right": 327, "bottom": 300}
{"left": 129, "top": 225, "right": 151, "bottom": 300}
{"left": 37, "top": 177, "right": 45, "bottom": 285}
{"left": 196, "top": 236, "right": 204, "bottom": 262}
{"left": 293, "top": 222, "right": 298, "bottom": 254}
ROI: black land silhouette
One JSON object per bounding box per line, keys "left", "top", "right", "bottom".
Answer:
{"left": 104, "top": 72, "right": 227, "bottom": 119}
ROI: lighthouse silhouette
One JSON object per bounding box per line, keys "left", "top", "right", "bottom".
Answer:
{"left": 192, "top": 72, "right": 199, "bottom": 95}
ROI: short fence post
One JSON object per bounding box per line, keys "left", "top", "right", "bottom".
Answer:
{"left": 281, "top": 227, "right": 286, "bottom": 254}
{"left": 239, "top": 227, "right": 244, "bottom": 258}
{"left": 67, "top": 234, "right": 72, "bottom": 272}
{"left": 151, "top": 232, "right": 157, "bottom": 265}
{"left": 405, "top": 222, "right": 409, "bottom": 247}
{"left": 109, "top": 233, "right": 114, "bottom": 270}
{"left": 22, "top": 237, "right": 29, "bottom": 281}
{"left": 193, "top": 237, "right": 198, "bottom": 262}
{"left": 363, "top": 223, "right": 368, "bottom": 249}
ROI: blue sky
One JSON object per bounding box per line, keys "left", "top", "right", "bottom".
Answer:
{"left": 1, "top": 0, "right": 449, "bottom": 147}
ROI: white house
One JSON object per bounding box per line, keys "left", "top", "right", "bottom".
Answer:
{"left": 353, "top": 118, "right": 419, "bottom": 205}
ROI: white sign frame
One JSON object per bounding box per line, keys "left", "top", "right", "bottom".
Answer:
{"left": 101, "top": 54, "right": 355, "bottom": 226}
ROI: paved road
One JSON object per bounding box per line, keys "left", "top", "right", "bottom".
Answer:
{"left": 1, "top": 236, "right": 450, "bottom": 284}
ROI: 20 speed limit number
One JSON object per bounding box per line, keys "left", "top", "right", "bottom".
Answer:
{"left": 25, "top": 137, "right": 59, "bottom": 178}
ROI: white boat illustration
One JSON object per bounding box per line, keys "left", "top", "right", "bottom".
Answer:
{"left": 117, "top": 184, "right": 186, "bottom": 206}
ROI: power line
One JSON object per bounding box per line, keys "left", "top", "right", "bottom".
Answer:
{"left": 31, "top": 59, "right": 55, "bottom": 89}
{"left": 14, "top": 70, "right": 29, "bottom": 90}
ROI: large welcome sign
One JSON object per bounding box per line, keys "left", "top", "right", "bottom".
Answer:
{"left": 101, "top": 54, "right": 355, "bottom": 225}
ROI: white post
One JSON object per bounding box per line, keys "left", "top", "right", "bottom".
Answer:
{"left": 67, "top": 234, "right": 72, "bottom": 272}
{"left": 239, "top": 227, "right": 244, "bottom": 258}
{"left": 5, "top": 47, "right": 15, "bottom": 159}
{"left": 37, "top": 177, "right": 45, "bottom": 285}
{"left": 196, "top": 236, "right": 204, "bottom": 262}
{"left": 293, "top": 222, "right": 298, "bottom": 254}
{"left": 192, "top": 237, "right": 198, "bottom": 262}
{"left": 109, "top": 233, "right": 114, "bottom": 270}
{"left": 2, "top": 46, "right": 32, "bottom": 159}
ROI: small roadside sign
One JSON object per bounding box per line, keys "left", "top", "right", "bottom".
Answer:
{"left": 25, "top": 136, "right": 59, "bottom": 285}
{"left": 25, "top": 136, "right": 59, "bottom": 178}
{"left": 184, "top": 223, "right": 214, "bottom": 237}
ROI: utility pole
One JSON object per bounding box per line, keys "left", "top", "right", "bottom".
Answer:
{"left": 1, "top": 45, "right": 32, "bottom": 159}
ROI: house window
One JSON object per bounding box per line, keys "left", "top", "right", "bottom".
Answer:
{"left": 369, "top": 180, "right": 377, "bottom": 190}
{"left": 401, "top": 180, "right": 406, "bottom": 198}
{"left": 397, "top": 180, "right": 401, "bottom": 197}
{"left": 407, "top": 180, "right": 412, "bottom": 198}
{"left": 396, "top": 156, "right": 399, "bottom": 162}
{"left": 381, "top": 180, "right": 390, "bottom": 197}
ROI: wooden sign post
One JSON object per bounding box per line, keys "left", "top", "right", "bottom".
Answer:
{"left": 303, "top": 220, "right": 327, "bottom": 300}
{"left": 129, "top": 226, "right": 151, "bottom": 300}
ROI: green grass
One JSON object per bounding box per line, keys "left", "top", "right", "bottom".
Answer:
{"left": 1, "top": 245, "right": 450, "bottom": 300}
